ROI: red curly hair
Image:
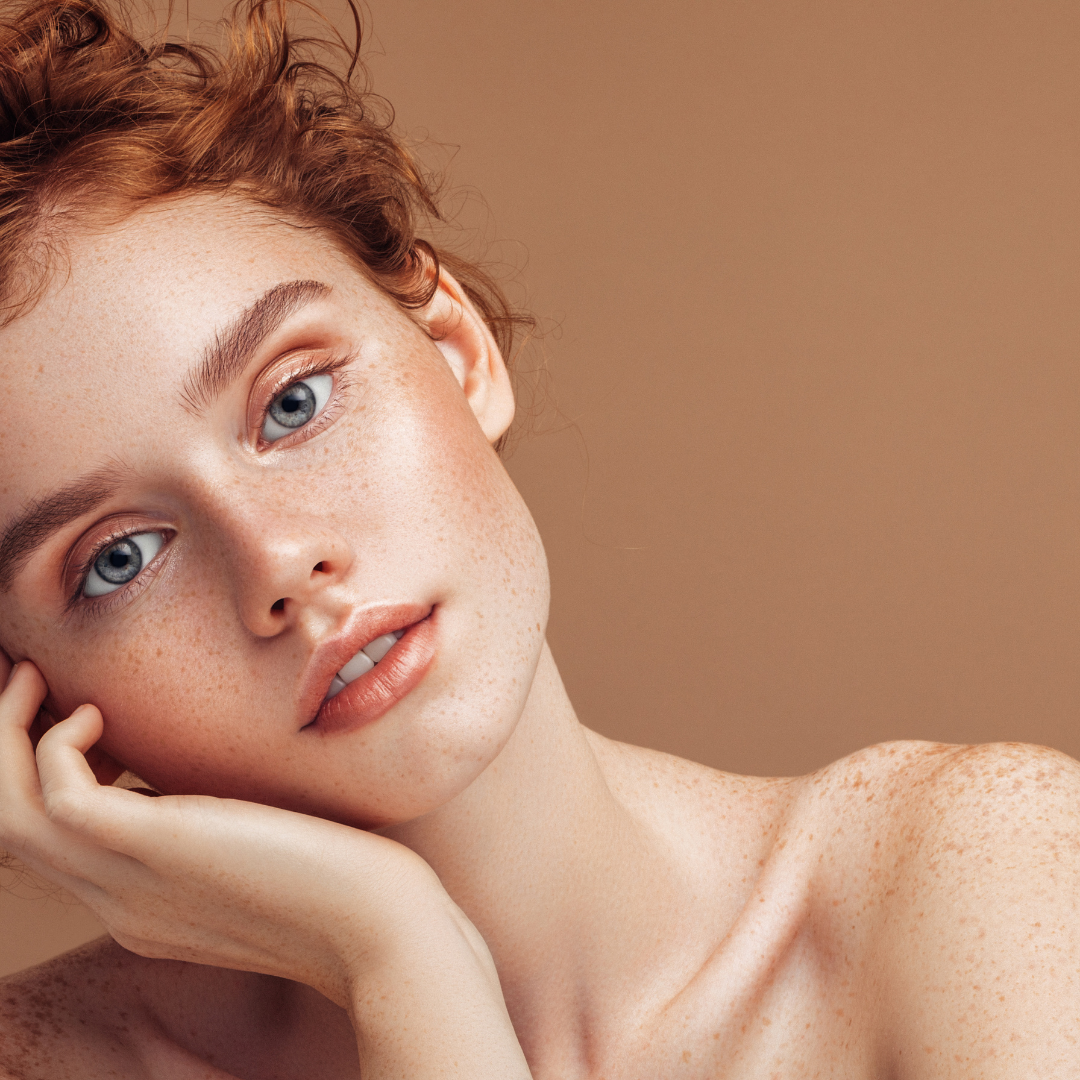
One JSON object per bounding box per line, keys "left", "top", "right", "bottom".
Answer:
{"left": 0, "top": 0, "right": 530, "bottom": 367}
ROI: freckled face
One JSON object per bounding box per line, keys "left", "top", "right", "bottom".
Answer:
{"left": 0, "top": 197, "right": 549, "bottom": 828}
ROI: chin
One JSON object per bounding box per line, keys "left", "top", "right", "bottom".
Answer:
{"left": 334, "top": 704, "right": 530, "bottom": 829}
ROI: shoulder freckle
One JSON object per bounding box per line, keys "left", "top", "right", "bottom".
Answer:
{"left": 890, "top": 743, "right": 1080, "bottom": 881}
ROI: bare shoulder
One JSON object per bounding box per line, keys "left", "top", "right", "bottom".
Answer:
{"left": 794, "top": 740, "right": 1080, "bottom": 1078}
{"left": 593, "top": 730, "right": 1080, "bottom": 882}
{"left": 787, "top": 736, "right": 1080, "bottom": 850}
{"left": 785, "top": 738, "right": 1080, "bottom": 936}
{"left": 846, "top": 738, "right": 1080, "bottom": 939}
{"left": 0, "top": 934, "right": 356, "bottom": 1080}
{"left": 0, "top": 936, "right": 268, "bottom": 1079}
{"left": 0, "top": 937, "right": 153, "bottom": 1079}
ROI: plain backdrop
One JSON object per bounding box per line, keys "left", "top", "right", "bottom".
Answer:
{"left": 5, "top": 0, "right": 1080, "bottom": 975}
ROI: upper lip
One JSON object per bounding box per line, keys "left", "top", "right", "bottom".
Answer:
{"left": 297, "top": 601, "right": 433, "bottom": 727}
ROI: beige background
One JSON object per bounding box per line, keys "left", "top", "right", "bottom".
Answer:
{"left": 6, "top": 0, "right": 1080, "bottom": 975}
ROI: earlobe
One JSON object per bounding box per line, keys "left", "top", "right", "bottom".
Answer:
{"left": 423, "top": 270, "right": 515, "bottom": 445}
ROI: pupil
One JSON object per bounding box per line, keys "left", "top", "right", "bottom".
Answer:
{"left": 269, "top": 381, "right": 317, "bottom": 429}
{"left": 95, "top": 538, "right": 142, "bottom": 585}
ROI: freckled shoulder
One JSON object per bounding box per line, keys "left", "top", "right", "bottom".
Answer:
{"left": 808, "top": 738, "right": 1080, "bottom": 893}
{"left": 794, "top": 740, "right": 1080, "bottom": 1078}
{"left": 777, "top": 738, "right": 1080, "bottom": 920}
{"left": 0, "top": 937, "right": 154, "bottom": 1080}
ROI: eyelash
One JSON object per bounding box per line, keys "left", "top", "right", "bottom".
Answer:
{"left": 67, "top": 354, "right": 354, "bottom": 615}
{"left": 256, "top": 353, "right": 354, "bottom": 450}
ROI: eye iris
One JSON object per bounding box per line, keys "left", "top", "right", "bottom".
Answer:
{"left": 269, "top": 382, "right": 316, "bottom": 429}
{"left": 94, "top": 538, "right": 143, "bottom": 585}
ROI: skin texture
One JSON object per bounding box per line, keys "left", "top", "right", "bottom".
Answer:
{"left": 0, "top": 195, "right": 1078, "bottom": 1079}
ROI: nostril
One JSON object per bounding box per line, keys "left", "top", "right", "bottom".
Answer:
{"left": 312, "top": 562, "right": 326, "bottom": 574}
{"left": 271, "top": 598, "right": 285, "bottom": 613}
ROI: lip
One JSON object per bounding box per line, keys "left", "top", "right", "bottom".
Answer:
{"left": 300, "top": 602, "right": 437, "bottom": 736}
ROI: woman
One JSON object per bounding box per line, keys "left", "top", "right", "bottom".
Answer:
{"left": 0, "top": 1, "right": 1077, "bottom": 1076}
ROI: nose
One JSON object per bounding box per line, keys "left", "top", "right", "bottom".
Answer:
{"left": 232, "top": 524, "right": 355, "bottom": 638}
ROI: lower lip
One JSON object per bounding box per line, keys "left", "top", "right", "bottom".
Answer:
{"left": 308, "top": 611, "right": 438, "bottom": 735}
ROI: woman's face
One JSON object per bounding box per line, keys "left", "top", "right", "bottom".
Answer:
{"left": 0, "top": 196, "right": 549, "bottom": 828}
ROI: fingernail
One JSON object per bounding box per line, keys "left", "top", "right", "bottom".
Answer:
{"left": 4, "top": 662, "right": 19, "bottom": 688}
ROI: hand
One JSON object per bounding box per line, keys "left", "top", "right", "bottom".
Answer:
{"left": 0, "top": 658, "right": 532, "bottom": 1077}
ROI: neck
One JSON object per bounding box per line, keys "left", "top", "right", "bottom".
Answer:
{"left": 379, "top": 642, "right": 724, "bottom": 1063}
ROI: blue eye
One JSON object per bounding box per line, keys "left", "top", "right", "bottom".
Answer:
{"left": 83, "top": 532, "right": 164, "bottom": 597}
{"left": 262, "top": 374, "right": 332, "bottom": 442}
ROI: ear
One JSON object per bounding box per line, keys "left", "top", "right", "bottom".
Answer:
{"left": 420, "top": 269, "right": 515, "bottom": 444}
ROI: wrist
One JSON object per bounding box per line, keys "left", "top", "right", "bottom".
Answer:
{"left": 345, "top": 916, "right": 529, "bottom": 1079}
{"left": 335, "top": 882, "right": 528, "bottom": 1076}
{"left": 343, "top": 884, "right": 498, "bottom": 1002}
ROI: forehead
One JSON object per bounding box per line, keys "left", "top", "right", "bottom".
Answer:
{"left": 8, "top": 195, "right": 361, "bottom": 359}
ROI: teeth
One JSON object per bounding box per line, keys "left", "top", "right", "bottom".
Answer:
{"left": 361, "top": 633, "right": 398, "bottom": 663}
{"left": 338, "top": 650, "right": 375, "bottom": 684}
{"left": 324, "top": 628, "right": 408, "bottom": 701}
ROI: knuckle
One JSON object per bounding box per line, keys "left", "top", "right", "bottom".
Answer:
{"left": 109, "top": 929, "right": 169, "bottom": 961}
{"left": 108, "top": 927, "right": 148, "bottom": 954}
{"left": 34, "top": 721, "right": 65, "bottom": 754}
{"left": 42, "top": 786, "right": 89, "bottom": 829}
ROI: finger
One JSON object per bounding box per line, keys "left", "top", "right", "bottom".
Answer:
{"left": 0, "top": 662, "right": 49, "bottom": 803}
{"left": 0, "top": 660, "right": 47, "bottom": 730}
{"left": 36, "top": 705, "right": 158, "bottom": 848}
{"left": 36, "top": 704, "right": 106, "bottom": 810}
{"left": 0, "top": 677, "right": 117, "bottom": 895}
{"left": 24, "top": 708, "right": 146, "bottom": 894}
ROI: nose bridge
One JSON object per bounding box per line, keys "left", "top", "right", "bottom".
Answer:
{"left": 193, "top": 465, "right": 355, "bottom": 637}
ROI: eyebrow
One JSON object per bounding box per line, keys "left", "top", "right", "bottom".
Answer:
{"left": 179, "top": 279, "right": 332, "bottom": 413}
{"left": 0, "top": 465, "right": 130, "bottom": 592}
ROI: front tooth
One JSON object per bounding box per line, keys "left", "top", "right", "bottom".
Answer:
{"left": 338, "top": 650, "right": 375, "bottom": 684}
{"left": 326, "top": 675, "right": 347, "bottom": 699}
{"left": 361, "top": 633, "right": 398, "bottom": 664}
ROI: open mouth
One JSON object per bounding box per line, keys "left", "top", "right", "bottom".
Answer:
{"left": 306, "top": 608, "right": 438, "bottom": 735}
{"left": 323, "top": 628, "right": 406, "bottom": 703}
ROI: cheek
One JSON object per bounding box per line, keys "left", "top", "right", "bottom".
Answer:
{"left": 368, "top": 359, "right": 549, "bottom": 627}
{"left": 0, "top": 601, "right": 52, "bottom": 667}
{"left": 18, "top": 588, "right": 258, "bottom": 783}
